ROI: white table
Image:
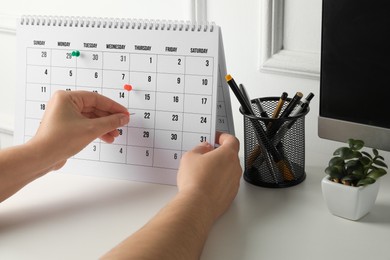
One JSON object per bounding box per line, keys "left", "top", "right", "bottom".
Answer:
{"left": 1, "top": 165, "right": 389, "bottom": 260}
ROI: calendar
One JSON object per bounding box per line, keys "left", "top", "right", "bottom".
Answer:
{"left": 15, "top": 16, "right": 234, "bottom": 185}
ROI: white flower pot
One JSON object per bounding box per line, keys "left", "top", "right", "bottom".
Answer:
{"left": 321, "top": 176, "right": 380, "bottom": 221}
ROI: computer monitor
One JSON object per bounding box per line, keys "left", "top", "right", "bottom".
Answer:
{"left": 318, "top": 0, "right": 390, "bottom": 151}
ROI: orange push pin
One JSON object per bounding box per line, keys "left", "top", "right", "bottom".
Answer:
{"left": 123, "top": 84, "right": 133, "bottom": 91}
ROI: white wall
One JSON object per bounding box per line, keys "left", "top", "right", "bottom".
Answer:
{"left": 1, "top": 0, "right": 389, "bottom": 167}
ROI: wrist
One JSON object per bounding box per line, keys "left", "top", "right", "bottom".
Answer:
{"left": 0, "top": 142, "right": 54, "bottom": 201}
{"left": 25, "top": 137, "right": 60, "bottom": 173}
{"left": 176, "top": 189, "right": 217, "bottom": 223}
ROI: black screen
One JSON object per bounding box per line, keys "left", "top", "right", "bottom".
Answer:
{"left": 320, "top": 0, "right": 390, "bottom": 129}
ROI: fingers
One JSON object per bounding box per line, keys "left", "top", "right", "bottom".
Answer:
{"left": 100, "top": 129, "right": 120, "bottom": 143}
{"left": 188, "top": 133, "right": 239, "bottom": 156}
{"left": 93, "top": 113, "right": 130, "bottom": 141}
{"left": 63, "top": 90, "right": 130, "bottom": 143}
{"left": 69, "top": 90, "right": 129, "bottom": 115}
{"left": 215, "top": 132, "right": 240, "bottom": 153}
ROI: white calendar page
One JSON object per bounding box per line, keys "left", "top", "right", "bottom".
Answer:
{"left": 15, "top": 16, "right": 234, "bottom": 185}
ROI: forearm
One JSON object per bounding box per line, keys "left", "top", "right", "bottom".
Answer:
{"left": 0, "top": 141, "right": 55, "bottom": 202}
{"left": 101, "top": 191, "right": 216, "bottom": 260}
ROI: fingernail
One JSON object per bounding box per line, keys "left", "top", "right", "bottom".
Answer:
{"left": 199, "top": 142, "right": 212, "bottom": 149}
{"left": 120, "top": 114, "right": 130, "bottom": 125}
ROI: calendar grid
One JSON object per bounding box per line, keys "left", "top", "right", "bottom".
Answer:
{"left": 23, "top": 47, "right": 215, "bottom": 170}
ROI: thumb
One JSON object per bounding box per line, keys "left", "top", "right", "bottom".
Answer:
{"left": 92, "top": 113, "right": 129, "bottom": 136}
{"left": 190, "top": 142, "right": 214, "bottom": 155}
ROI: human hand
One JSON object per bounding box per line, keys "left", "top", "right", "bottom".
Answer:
{"left": 29, "top": 90, "right": 130, "bottom": 170}
{"left": 177, "top": 132, "right": 242, "bottom": 220}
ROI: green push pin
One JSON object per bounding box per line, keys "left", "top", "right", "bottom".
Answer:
{"left": 71, "top": 50, "right": 80, "bottom": 57}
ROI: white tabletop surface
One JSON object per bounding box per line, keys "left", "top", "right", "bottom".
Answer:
{"left": 1, "top": 165, "right": 390, "bottom": 260}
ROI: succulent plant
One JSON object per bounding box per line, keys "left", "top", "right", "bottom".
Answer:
{"left": 325, "top": 139, "right": 388, "bottom": 186}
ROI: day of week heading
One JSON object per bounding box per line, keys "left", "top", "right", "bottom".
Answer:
{"left": 135, "top": 45, "right": 151, "bottom": 51}
{"left": 190, "top": 48, "right": 208, "bottom": 54}
{"left": 84, "top": 43, "right": 98, "bottom": 48}
{"left": 106, "top": 44, "right": 126, "bottom": 49}
{"left": 33, "top": 40, "right": 45, "bottom": 46}
{"left": 58, "top": 41, "right": 70, "bottom": 47}
{"left": 165, "top": 46, "right": 177, "bottom": 52}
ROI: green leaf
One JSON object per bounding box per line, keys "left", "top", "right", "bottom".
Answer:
{"left": 373, "top": 148, "right": 379, "bottom": 156}
{"left": 345, "top": 159, "right": 361, "bottom": 167}
{"left": 345, "top": 160, "right": 363, "bottom": 175}
{"left": 328, "top": 157, "right": 344, "bottom": 167}
{"left": 348, "top": 139, "right": 364, "bottom": 150}
{"left": 325, "top": 166, "right": 344, "bottom": 179}
{"left": 361, "top": 151, "right": 372, "bottom": 159}
{"left": 367, "top": 168, "right": 387, "bottom": 180}
{"left": 373, "top": 159, "right": 388, "bottom": 168}
{"left": 357, "top": 177, "right": 376, "bottom": 186}
{"left": 334, "top": 147, "right": 347, "bottom": 156}
{"left": 359, "top": 156, "right": 371, "bottom": 166}
{"left": 352, "top": 151, "right": 362, "bottom": 158}
{"left": 342, "top": 175, "right": 359, "bottom": 182}
{"left": 334, "top": 147, "right": 356, "bottom": 159}
{"left": 351, "top": 170, "right": 364, "bottom": 179}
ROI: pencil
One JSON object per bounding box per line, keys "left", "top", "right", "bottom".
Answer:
{"left": 271, "top": 92, "right": 288, "bottom": 119}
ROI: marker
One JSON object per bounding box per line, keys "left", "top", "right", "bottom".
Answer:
{"left": 123, "top": 84, "right": 133, "bottom": 91}
{"left": 225, "top": 75, "right": 252, "bottom": 115}
{"left": 226, "top": 75, "right": 274, "bottom": 177}
{"left": 71, "top": 50, "right": 80, "bottom": 57}
{"left": 239, "top": 84, "right": 254, "bottom": 115}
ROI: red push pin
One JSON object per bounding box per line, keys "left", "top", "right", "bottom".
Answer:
{"left": 123, "top": 84, "right": 133, "bottom": 91}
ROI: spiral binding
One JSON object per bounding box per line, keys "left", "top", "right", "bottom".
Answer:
{"left": 20, "top": 15, "right": 215, "bottom": 32}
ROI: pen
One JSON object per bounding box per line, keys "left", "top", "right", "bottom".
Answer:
{"left": 279, "top": 91, "right": 303, "bottom": 118}
{"left": 288, "top": 92, "right": 314, "bottom": 118}
{"left": 226, "top": 74, "right": 294, "bottom": 181}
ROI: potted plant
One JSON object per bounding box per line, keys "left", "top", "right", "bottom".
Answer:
{"left": 321, "top": 138, "right": 388, "bottom": 220}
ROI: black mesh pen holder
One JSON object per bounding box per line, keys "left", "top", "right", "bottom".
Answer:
{"left": 240, "top": 97, "right": 309, "bottom": 188}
